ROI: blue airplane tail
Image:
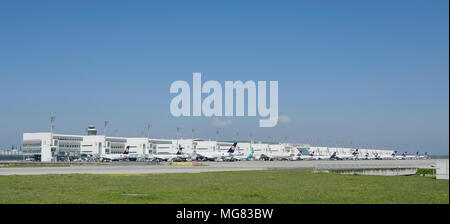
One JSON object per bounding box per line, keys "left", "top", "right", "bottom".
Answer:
{"left": 176, "top": 145, "right": 183, "bottom": 155}
{"left": 227, "top": 142, "right": 237, "bottom": 153}
{"left": 330, "top": 152, "right": 337, "bottom": 159}
{"left": 123, "top": 146, "right": 130, "bottom": 155}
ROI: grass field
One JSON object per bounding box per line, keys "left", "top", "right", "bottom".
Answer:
{"left": 0, "top": 165, "right": 71, "bottom": 168}
{"left": 0, "top": 169, "right": 448, "bottom": 204}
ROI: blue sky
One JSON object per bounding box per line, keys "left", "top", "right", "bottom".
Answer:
{"left": 0, "top": 0, "right": 448, "bottom": 154}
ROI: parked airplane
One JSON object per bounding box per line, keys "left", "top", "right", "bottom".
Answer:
{"left": 329, "top": 152, "right": 342, "bottom": 160}
{"left": 100, "top": 146, "right": 130, "bottom": 161}
{"left": 222, "top": 143, "right": 244, "bottom": 161}
{"left": 299, "top": 151, "right": 332, "bottom": 160}
{"left": 153, "top": 145, "right": 186, "bottom": 162}
{"left": 197, "top": 142, "right": 238, "bottom": 161}
{"left": 290, "top": 151, "right": 304, "bottom": 160}
{"left": 399, "top": 152, "right": 419, "bottom": 160}
{"left": 228, "top": 148, "right": 254, "bottom": 161}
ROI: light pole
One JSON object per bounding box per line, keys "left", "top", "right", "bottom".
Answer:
{"left": 103, "top": 121, "right": 109, "bottom": 157}
{"left": 104, "top": 121, "right": 109, "bottom": 136}
{"left": 50, "top": 115, "right": 56, "bottom": 162}
{"left": 250, "top": 133, "right": 253, "bottom": 151}
{"left": 50, "top": 115, "right": 55, "bottom": 135}
{"left": 192, "top": 128, "right": 195, "bottom": 155}
{"left": 147, "top": 124, "right": 152, "bottom": 140}
{"left": 176, "top": 127, "right": 180, "bottom": 151}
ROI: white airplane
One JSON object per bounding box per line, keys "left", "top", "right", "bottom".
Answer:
{"left": 399, "top": 152, "right": 421, "bottom": 160}
{"left": 266, "top": 152, "right": 292, "bottom": 160}
{"left": 196, "top": 150, "right": 223, "bottom": 161}
{"left": 333, "top": 149, "right": 360, "bottom": 160}
{"left": 417, "top": 152, "right": 429, "bottom": 159}
{"left": 197, "top": 142, "right": 238, "bottom": 161}
{"left": 385, "top": 151, "right": 410, "bottom": 160}
{"left": 378, "top": 151, "right": 397, "bottom": 160}
{"left": 224, "top": 146, "right": 254, "bottom": 161}
{"left": 152, "top": 145, "right": 186, "bottom": 162}
{"left": 390, "top": 151, "right": 407, "bottom": 160}
{"left": 290, "top": 151, "right": 304, "bottom": 160}
{"left": 300, "top": 151, "right": 335, "bottom": 160}
{"left": 100, "top": 146, "right": 130, "bottom": 161}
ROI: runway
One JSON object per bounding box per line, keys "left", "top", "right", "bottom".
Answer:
{"left": 0, "top": 159, "right": 440, "bottom": 176}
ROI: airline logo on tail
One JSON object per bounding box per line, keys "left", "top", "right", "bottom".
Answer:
{"left": 297, "top": 151, "right": 303, "bottom": 156}
{"left": 392, "top": 151, "right": 397, "bottom": 156}
{"left": 330, "top": 152, "right": 337, "bottom": 159}
{"left": 352, "top": 149, "right": 359, "bottom": 155}
{"left": 247, "top": 149, "right": 254, "bottom": 159}
{"left": 310, "top": 151, "right": 315, "bottom": 156}
{"left": 227, "top": 142, "right": 238, "bottom": 153}
{"left": 176, "top": 145, "right": 183, "bottom": 155}
{"left": 124, "top": 146, "right": 130, "bottom": 155}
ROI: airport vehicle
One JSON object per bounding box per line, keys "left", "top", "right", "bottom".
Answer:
{"left": 100, "top": 146, "right": 130, "bottom": 161}
{"left": 261, "top": 144, "right": 295, "bottom": 161}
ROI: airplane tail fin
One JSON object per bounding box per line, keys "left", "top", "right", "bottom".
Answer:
{"left": 123, "top": 146, "right": 130, "bottom": 155}
{"left": 330, "top": 152, "right": 337, "bottom": 159}
{"left": 247, "top": 149, "right": 254, "bottom": 159}
{"left": 227, "top": 142, "right": 237, "bottom": 153}
{"left": 176, "top": 145, "right": 183, "bottom": 155}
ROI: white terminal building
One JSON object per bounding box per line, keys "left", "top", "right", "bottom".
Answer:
{"left": 21, "top": 125, "right": 300, "bottom": 162}
{"left": 22, "top": 125, "right": 151, "bottom": 162}
{"left": 22, "top": 125, "right": 398, "bottom": 162}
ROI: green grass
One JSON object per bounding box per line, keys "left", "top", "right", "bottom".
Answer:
{"left": 0, "top": 169, "right": 448, "bottom": 204}
{"left": 416, "top": 168, "right": 436, "bottom": 175}
{"left": 0, "top": 165, "right": 70, "bottom": 168}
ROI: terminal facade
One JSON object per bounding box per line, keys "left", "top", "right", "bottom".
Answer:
{"left": 22, "top": 125, "right": 396, "bottom": 162}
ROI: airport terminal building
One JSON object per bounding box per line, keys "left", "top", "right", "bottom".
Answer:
{"left": 21, "top": 125, "right": 300, "bottom": 162}
{"left": 22, "top": 125, "right": 401, "bottom": 162}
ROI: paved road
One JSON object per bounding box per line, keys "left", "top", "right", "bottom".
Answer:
{"left": 0, "top": 159, "right": 440, "bottom": 176}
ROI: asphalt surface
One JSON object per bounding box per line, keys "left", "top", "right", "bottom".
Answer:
{"left": 0, "top": 159, "right": 441, "bottom": 176}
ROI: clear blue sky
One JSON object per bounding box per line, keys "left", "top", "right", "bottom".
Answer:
{"left": 0, "top": 0, "right": 448, "bottom": 154}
